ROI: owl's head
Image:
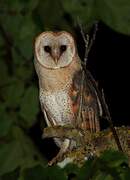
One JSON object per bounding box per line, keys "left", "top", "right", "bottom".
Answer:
{"left": 34, "top": 31, "right": 77, "bottom": 69}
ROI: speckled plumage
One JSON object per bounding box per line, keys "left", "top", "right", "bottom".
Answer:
{"left": 40, "top": 89, "right": 74, "bottom": 125}
{"left": 34, "top": 31, "right": 102, "bottom": 159}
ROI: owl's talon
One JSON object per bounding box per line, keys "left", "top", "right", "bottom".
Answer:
{"left": 48, "top": 152, "right": 64, "bottom": 166}
{"left": 48, "top": 139, "right": 70, "bottom": 166}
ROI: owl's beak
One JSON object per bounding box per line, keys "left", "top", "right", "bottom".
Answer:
{"left": 51, "top": 49, "right": 60, "bottom": 65}
{"left": 54, "top": 58, "right": 59, "bottom": 65}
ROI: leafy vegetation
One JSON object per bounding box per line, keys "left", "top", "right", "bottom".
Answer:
{"left": 0, "top": 0, "right": 130, "bottom": 179}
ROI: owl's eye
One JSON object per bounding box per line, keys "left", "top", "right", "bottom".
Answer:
{"left": 44, "top": 46, "right": 51, "bottom": 53}
{"left": 60, "top": 45, "right": 67, "bottom": 53}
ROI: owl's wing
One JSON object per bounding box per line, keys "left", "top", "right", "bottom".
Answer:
{"left": 41, "top": 104, "right": 56, "bottom": 127}
{"left": 70, "top": 69, "right": 103, "bottom": 132}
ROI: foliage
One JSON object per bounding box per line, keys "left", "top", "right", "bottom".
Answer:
{"left": 1, "top": 150, "right": 130, "bottom": 179}
{"left": 62, "top": 0, "right": 130, "bottom": 35}
{"left": 0, "top": 0, "right": 130, "bottom": 179}
{"left": 15, "top": 150, "right": 130, "bottom": 179}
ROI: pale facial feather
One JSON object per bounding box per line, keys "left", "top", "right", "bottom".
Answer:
{"left": 35, "top": 32, "right": 76, "bottom": 69}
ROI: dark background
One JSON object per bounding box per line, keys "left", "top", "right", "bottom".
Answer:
{"left": 87, "top": 23, "right": 130, "bottom": 127}
{"left": 0, "top": 0, "right": 130, "bottom": 178}
{"left": 31, "top": 22, "right": 130, "bottom": 160}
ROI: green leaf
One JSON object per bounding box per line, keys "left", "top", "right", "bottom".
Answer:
{"left": 0, "top": 61, "right": 10, "bottom": 87}
{"left": 14, "top": 16, "right": 38, "bottom": 60}
{"left": 19, "top": 86, "right": 39, "bottom": 127}
{"left": 0, "top": 34, "right": 4, "bottom": 44}
{"left": 0, "top": 126, "right": 45, "bottom": 176}
{"left": 0, "top": 0, "right": 39, "bottom": 14}
{"left": 77, "top": 160, "right": 94, "bottom": 180}
{"left": 0, "top": 141, "right": 22, "bottom": 175}
{"left": 12, "top": 47, "right": 34, "bottom": 81}
{"left": 120, "top": 169, "right": 130, "bottom": 180}
{"left": 23, "top": 165, "right": 67, "bottom": 180}
{"left": 14, "top": 64, "right": 33, "bottom": 81}
{"left": 4, "top": 80, "right": 24, "bottom": 108}
{"left": 47, "top": 166, "right": 67, "bottom": 180}
{"left": 22, "top": 165, "right": 45, "bottom": 180}
{"left": 62, "top": 0, "right": 130, "bottom": 35}
{"left": 95, "top": 150, "right": 130, "bottom": 178}
{"left": 96, "top": 0, "right": 130, "bottom": 35}
{"left": 62, "top": 0, "right": 96, "bottom": 29}
{"left": 0, "top": 13, "right": 23, "bottom": 39}
{"left": 0, "top": 0, "right": 23, "bottom": 13}
{"left": 0, "top": 14, "right": 34, "bottom": 59}
{"left": 21, "top": 0, "right": 40, "bottom": 12}
{"left": 0, "top": 106, "right": 13, "bottom": 137}
{"left": 1, "top": 168, "right": 20, "bottom": 180}
{"left": 64, "top": 163, "right": 80, "bottom": 177}
{"left": 100, "top": 150, "right": 128, "bottom": 168}
{"left": 92, "top": 171, "right": 113, "bottom": 180}
{"left": 35, "top": 0, "right": 72, "bottom": 31}
{"left": 74, "top": 150, "right": 130, "bottom": 179}
{"left": 12, "top": 126, "right": 45, "bottom": 169}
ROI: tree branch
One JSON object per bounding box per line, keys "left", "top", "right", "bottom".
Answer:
{"left": 43, "top": 125, "right": 130, "bottom": 165}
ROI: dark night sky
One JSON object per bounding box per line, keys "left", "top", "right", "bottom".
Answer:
{"left": 87, "top": 23, "right": 130, "bottom": 127}
{"left": 31, "top": 22, "right": 130, "bottom": 160}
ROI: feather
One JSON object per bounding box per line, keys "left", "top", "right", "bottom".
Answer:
{"left": 70, "top": 69, "right": 103, "bottom": 132}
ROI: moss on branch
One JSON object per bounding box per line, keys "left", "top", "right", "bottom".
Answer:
{"left": 43, "top": 126, "right": 130, "bottom": 166}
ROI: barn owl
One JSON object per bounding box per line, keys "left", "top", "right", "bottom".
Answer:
{"left": 34, "top": 31, "right": 102, "bottom": 165}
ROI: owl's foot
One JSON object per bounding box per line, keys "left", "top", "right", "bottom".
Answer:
{"left": 48, "top": 150, "right": 64, "bottom": 166}
{"left": 48, "top": 139, "right": 70, "bottom": 166}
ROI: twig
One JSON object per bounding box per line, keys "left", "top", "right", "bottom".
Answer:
{"left": 78, "top": 19, "right": 89, "bottom": 65}
{"left": 101, "top": 89, "right": 123, "bottom": 152}
{"left": 87, "top": 22, "right": 98, "bottom": 57}
{"left": 76, "top": 19, "right": 89, "bottom": 127}
{"left": 78, "top": 21, "right": 123, "bottom": 152}
{"left": 78, "top": 20, "right": 98, "bottom": 66}
{"left": 76, "top": 21, "right": 99, "bottom": 128}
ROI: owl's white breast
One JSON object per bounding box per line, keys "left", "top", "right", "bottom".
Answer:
{"left": 40, "top": 88, "right": 74, "bottom": 126}
{"left": 36, "top": 55, "right": 81, "bottom": 126}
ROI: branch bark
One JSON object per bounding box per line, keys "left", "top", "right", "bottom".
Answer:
{"left": 43, "top": 125, "right": 130, "bottom": 165}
